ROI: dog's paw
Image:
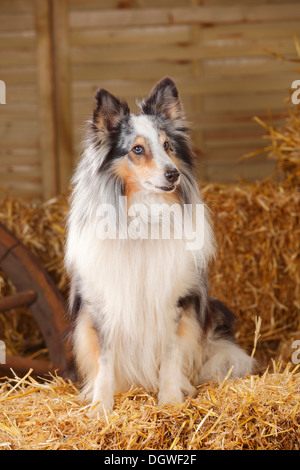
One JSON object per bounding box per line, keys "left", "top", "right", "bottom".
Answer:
{"left": 158, "top": 388, "right": 184, "bottom": 406}
{"left": 86, "top": 396, "right": 114, "bottom": 419}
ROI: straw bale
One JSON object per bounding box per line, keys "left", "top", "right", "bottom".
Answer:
{"left": 0, "top": 364, "right": 299, "bottom": 450}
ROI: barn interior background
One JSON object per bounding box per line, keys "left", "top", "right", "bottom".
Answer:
{"left": 0, "top": 0, "right": 300, "bottom": 450}
{"left": 0, "top": 0, "right": 300, "bottom": 199}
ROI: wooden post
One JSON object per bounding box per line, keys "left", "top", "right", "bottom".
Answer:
{"left": 190, "top": 0, "right": 206, "bottom": 182}
{"left": 35, "top": 0, "right": 58, "bottom": 199}
{"left": 51, "top": 0, "right": 73, "bottom": 193}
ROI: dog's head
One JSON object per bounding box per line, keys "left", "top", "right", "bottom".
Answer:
{"left": 92, "top": 78, "right": 193, "bottom": 197}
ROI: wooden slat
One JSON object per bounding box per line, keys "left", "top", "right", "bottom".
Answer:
{"left": 69, "top": 0, "right": 190, "bottom": 8}
{"left": 0, "top": 31, "right": 36, "bottom": 49}
{"left": 70, "top": 40, "right": 297, "bottom": 65}
{"left": 0, "top": 49, "right": 36, "bottom": 67}
{"left": 0, "top": 0, "right": 34, "bottom": 13}
{"left": 69, "top": 5, "right": 300, "bottom": 29}
{"left": 0, "top": 14, "right": 35, "bottom": 31}
{"left": 35, "top": 0, "right": 58, "bottom": 199}
{"left": 0, "top": 66, "right": 37, "bottom": 85}
{"left": 71, "top": 62, "right": 190, "bottom": 82}
{"left": 202, "top": 20, "right": 300, "bottom": 41}
{"left": 0, "top": 290, "right": 37, "bottom": 312}
{"left": 202, "top": 57, "right": 296, "bottom": 77}
{"left": 203, "top": 160, "right": 275, "bottom": 183}
{"left": 0, "top": 172, "right": 41, "bottom": 186}
{"left": 71, "top": 75, "right": 294, "bottom": 100}
{"left": 52, "top": 0, "right": 73, "bottom": 192}
{"left": 203, "top": 91, "right": 288, "bottom": 113}
{"left": 70, "top": 25, "right": 190, "bottom": 47}
{"left": 0, "top": 150, "right": 39, "bottom": 166}
{"left": 0, "top": 180, "right": 42, "bottom": 194}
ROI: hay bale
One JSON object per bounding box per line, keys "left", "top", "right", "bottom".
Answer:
{"left": 0, "top": 365, "right": 299, "bottom": 450}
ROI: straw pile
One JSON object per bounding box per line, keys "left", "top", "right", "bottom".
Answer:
{"left": 0, "top": 93, "right": 299, "bottom": 449}
{"left": 0, "top": 362, "right": 299, "bottom": 450}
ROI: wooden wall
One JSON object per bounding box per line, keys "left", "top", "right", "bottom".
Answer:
{"left": 0, "top": 0, "right": 299, "bottom": 199}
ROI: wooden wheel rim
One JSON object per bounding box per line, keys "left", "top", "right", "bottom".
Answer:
{"left": 0, "top": 222, "right": 70, "bottom": 374}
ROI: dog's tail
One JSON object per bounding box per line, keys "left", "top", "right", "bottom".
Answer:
{"left": 199, "top": 298, "right": 257, "bottom": 383}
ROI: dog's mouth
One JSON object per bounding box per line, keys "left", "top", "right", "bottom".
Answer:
{"left": 155, "top": 184, "right": 176, "bottom": 192}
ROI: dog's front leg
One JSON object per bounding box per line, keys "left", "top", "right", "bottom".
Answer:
{"left": 89, "top": 347, "right": 115, "bottom": 417}
{"left": 158, "top": 317, "right": 184, "bottom": 405}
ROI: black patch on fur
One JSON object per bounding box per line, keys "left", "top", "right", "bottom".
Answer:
{"left": 141, "top": 78, "right": 179, "bottom": 116}
{"left": 70, "top": 292, "right": 82, "bottom": 318}
{"left": 177, "top": 286, "right": 207, "bottom": 326}
{"left": 96, "top": 119, "right": 131, "bottom": 173}
{"left": 173, "top": 135, "right": 194, "bottom": 167}
{"left": 93, "top": 88, "right": 130, "bottom": 133}
{"left": 207, "top": 298, "right": 238, "bottom": 340}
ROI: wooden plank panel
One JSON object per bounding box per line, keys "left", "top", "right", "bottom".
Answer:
{"left": 0, "top": 137, "right": 39, "bottom": 149}
{"left": 70, "top": 25, "right": 190, "bottom": 46}
{"left": 0, "top": 120, "right": 38, "bottom": 139}
{"left": 0, "top": 168, "right": 41, "bottom": 179}
{"left": 203, "top": 160, "right": 275, "bottom": 183}
{"left": 0, "top": 180, "right": 42, "bottom": 197}
{"left": 0, "top": 14, "right": 35, "bottom": 31}
{"left": 69, "top": 5, "right": 300, "bottom": 29}
{"left": 0, "top": 49, "right": 36, "bottom": 67}
{"left": 0, "top": 66, "right": 37, "bottom": 85}
{"left": 69, "top": 0, "right": 190, "bottom": 9}
{"left": 0, "top": 150, "right": 40, "bottom": 166}
{"left": 0, "top": 0, "right": 34, "bottom": 13}
{"left": 71, "top": 75, "right": 294, "bottom": 100}
{"left": 0, "top": 31, "right": 36, "bottom": 49}
{"left": 202, "top": 57, "right": 297, "bottom": 77}
{"left": 71, "top": 62, "right": 191, "bottom": 81}
{"left": 203, "top": 91, "right": 288, "bottom": 113}
{"left": 70, "top": 39, "right": 297, "bottom": 64}
{"left": 202, "top": 21, "right": 300, "bottom": 41}
{"left": 190, "top": 112, "right": 285, "bottom": 132}
{"left": 0, "top": 102, "right": 38, "bottom": 118}
{"left": 5, "top": 85, "right": 38, "bottom": 103}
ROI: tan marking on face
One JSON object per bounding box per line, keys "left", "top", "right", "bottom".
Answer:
{"left": 158, "top": 133, "right": 171, "bottom": 156}
{"left": 128, "top": 136, "right": 153, "bottom": 164}
{"left": 113, "top": 158, "right": 141, "bottom": 200}
{"left": 115, "top": 136, "right": 163, "bottom": 197}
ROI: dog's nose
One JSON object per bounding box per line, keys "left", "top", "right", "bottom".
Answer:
{"left": 164, "top": 168, "right": 180, "bottom": 184}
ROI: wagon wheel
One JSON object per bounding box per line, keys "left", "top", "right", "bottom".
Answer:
{"left": 0, "top": 222, "right": 71, "bottom": 376}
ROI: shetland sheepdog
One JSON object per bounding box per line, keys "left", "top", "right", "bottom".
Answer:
{"left": 65, "top": 78, "right": 255, "bottom": 415}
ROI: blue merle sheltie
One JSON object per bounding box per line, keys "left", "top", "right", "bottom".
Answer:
{"left": 65, "top": 78, "right": 255, "bottom": 415}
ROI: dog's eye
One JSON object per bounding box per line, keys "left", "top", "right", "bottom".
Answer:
{"left": 132, "top": 145, "right": 144, "bottom": 155}
{"left": 163, "top": 141, "right": 169, "bottom": 151}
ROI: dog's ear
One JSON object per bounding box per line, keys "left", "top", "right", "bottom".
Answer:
{"left": 141, "top": 77, "right": 184, "bottom": 121}
{"left": 93, "top": 89, "right": 130, "bottom": 133}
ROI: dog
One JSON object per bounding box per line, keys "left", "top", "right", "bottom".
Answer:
{"left": 65, "top": 77, "right": 255, "bottom": 415}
